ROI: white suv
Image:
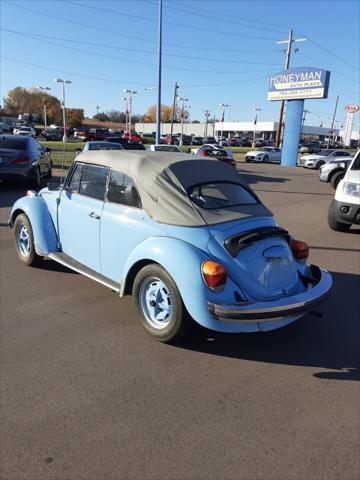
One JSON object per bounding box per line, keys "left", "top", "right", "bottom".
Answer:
{"left": 328, "top": 150, "right": 360, "bottom": 231}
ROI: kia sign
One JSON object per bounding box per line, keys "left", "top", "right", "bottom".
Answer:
{"left": 268, "top": 67, "right": 330, "bottom": 101}
{"left": 345, "top": 105, "right": 359, "bottom": 113}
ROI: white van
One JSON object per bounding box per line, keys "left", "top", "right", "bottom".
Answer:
{"left": 328, "top": 150, "right": 360, "bottom": 231}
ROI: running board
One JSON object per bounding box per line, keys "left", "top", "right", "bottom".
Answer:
{"left": 48, "top": 252, "right": 120, "bottom": 292}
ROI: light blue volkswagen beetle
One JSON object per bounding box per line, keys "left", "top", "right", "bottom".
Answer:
{"left": 9, "top": 151, "right": 332, "bottom": 342}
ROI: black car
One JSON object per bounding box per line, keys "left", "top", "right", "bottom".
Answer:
{"left": 41, "top": 129, "right": 62, "bottom": 141}
{"left": 191, "top": 136, "right": 204, "bottom": 145}
{"left": 0, "top": 135, "right": 52, "bottom": 187}
{"left": 203, "top": 136, "right": 217, "bottom": 144}
{"left": 105, "top": 137, "right": 146, "bottom": 150}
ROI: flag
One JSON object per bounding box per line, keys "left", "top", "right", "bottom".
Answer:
{"left": 254, "top": 114, "right": 257, "bottom": 125}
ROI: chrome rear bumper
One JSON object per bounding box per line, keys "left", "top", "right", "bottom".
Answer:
{"left": 208, "top": 267, "right": 332, "bottom": 323}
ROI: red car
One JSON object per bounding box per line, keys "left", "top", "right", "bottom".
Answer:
{"left": 122, "top": 131, "right": 143, "bottom": 143}
{"left": 75, "top": 128, "right": 108, "bottom": 141}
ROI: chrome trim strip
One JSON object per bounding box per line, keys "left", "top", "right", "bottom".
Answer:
{"left": 48, "top": 253, "right": 120, "bottom": 292}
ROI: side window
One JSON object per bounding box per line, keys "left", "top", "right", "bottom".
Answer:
{"left": 108, "top": 170, "right": 141, "bottom": 208}
{"left": 67, "top": 163, "right": 83, "bottom": 192}
{"left": 79, "top": 164, "right": 108, "bottom": 200}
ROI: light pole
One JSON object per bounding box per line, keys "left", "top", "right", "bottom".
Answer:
{"left": 252, "top": 107, "right": 261, "bottom": 147}
{"left": 54, "top": 78, "right": 71, "bottom": 143}
{"left": 123, "top": 89, "right": 137, "bottom": 135}
{"left": 37, "top": 86, "right": 51, "bottom": 129}
{"left": 96, "top": 105, "right": 100, "bottom": 127}
{"left": 156, "top": 0, "right": 163, "bottom": 145}
{"left": 219, "top": 103, "right": 229, "bottom": 145}
{"left": 179, "top": 97, "right": 189, "bottom": 146}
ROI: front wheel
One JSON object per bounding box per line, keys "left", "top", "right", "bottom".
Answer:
{"left": 316, "top": 160, "right": 325, "bottom": 170}
{"left": 14, "top": 214, "right": 42, "bottom": 266}
{"left": 327, "top": 200, "right": 351, "bottom": 232}
{"left": 330, "top": 171, "right": 344, "bottom": 189}
{"left": 133, "top": 264, "right": 191, "bottom": 342}
{"left": 263, "top": 155, "right": 269, "bottom": 163}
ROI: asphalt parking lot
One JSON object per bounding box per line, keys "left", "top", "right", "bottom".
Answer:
{"left": 0, "top": 163, "right": 359, "bottom": 480}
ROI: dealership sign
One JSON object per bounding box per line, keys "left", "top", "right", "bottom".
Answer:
{"left": 268, "top": 67, "right": 331, "bottom": 101}
{"left": 344, "top": 105, "right": 359, "bottom": 113}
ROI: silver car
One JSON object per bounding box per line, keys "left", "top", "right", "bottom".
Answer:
{"left": 298, "top": 150, "right": 352, "bottom": 169}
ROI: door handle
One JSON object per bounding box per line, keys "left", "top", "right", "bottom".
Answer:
{"left": 89, "top": 211, "right": 100, "bottom": 219}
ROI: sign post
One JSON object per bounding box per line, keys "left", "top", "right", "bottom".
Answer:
{"left": 343, "top": 105, "right": 359, "bottom": 147}
{"left": 268, "top": 67, "right": 330, "bottom": 167}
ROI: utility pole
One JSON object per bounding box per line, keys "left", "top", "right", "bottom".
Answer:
{"left": 156, "top": 0, "right": 163, "bottom": 145}
{"left": 328, "top": 95, "right": 339, "bottom": 148}
{"left": 203, "top": 110, "right": 211, "bottom": 137}
{"left": 275, "top": 30, "right": 307, "bottom": 147}
{"left": 301, "top": 108, "right": 310, "bottom": 141}
{"left": 170, "top": 81, "right": 179, "bottom": 141}
{"left": 96, "top": 105, "right": 100, "bottom": 127}
{"left": 212, "top": 113, "right": 216, "bottom": 136}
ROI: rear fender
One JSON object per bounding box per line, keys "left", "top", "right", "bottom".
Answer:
{"left": 10, "top": 195, "right": 59, "bottom": 255}
{"left": 121, "top": 237, "right": 242, "bottom": 327}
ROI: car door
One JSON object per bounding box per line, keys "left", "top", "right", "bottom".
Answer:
{"left": 271, "top": 148, "right": 281, "bottom": 162}
{"left": 100, "top": 169, "right": 161, "bottom": 283}
{"left": 58, "top": 162, "right": 108, "bottom": 271}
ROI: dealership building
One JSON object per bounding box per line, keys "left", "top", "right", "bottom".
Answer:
{"left": 135, "top": 121, "right": 342, "bottom": 141}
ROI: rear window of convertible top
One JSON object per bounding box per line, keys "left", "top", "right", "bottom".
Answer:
{"left": 188, "top": 182, "right": 258, "bottom": 210}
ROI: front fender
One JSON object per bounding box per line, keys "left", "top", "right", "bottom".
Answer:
{"left": 10, "top": 195, "right": 59, "bottom": 255}
{"left": 121, "top": 237, "right": 243, "bottom": 329}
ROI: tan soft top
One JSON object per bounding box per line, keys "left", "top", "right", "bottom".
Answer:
{"left": 76, "top": 150, "right": 272, "bottom": 226}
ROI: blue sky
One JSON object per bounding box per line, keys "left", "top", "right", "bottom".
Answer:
{"left": 1, "top": 0, "right": 359, "bottom": 129}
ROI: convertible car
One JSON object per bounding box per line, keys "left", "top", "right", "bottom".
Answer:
{"left": 9, "top": 151, "right": 332, "bottom": 342}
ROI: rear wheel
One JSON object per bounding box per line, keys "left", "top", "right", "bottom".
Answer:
{"left": 329, "top": 171, "right": 345, "bottom": 189}
{"left": 133, "top": 264, "right": 191, "bottom": 342}
{"left": 327, "top": 200, "right": 351, "bottom": 232}
{"left": 14, "top": 214, "right": 42, "bottom": 266}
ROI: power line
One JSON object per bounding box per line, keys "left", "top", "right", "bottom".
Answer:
{"left": 0, "top": 55, "right": 270, "bottom": 88}
{"left": 6, "top": 0, "right": 278, "bottom": 46}
{"left": 304, "top": 35, "right": 360, "bottom": 72}
{"left": 65, "top": 0, "right": 285, "bottom": 36}
{"left": 2, "top": 28, "right": 281, "bottom": 67}
{"left": 157, "top": 0, "right": 291, "bottom": 30}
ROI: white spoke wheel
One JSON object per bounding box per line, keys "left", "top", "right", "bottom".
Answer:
{"left": 14, "top": 214, "right": 41, "bottom": 266}
{"left": 133, "top": 264, "right": 191, "bottom": 342}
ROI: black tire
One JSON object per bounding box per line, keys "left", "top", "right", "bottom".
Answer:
{"left": 46, "top": 161, "right": 53, "bottom": 179}
{"left": 329, "top": 171, "right": 345, "bottom": 190}
{"left": 316, "top": 160, "right": 325, "bottom": 170}
{"left": 263, "top": 155, "right": 269, "bottom": 163}
{"left": 327, "top": 200, "right": 351, "bottom": 232}
{"left": 14, "top": 214, "right": 42, "bottom": 266}
{"left": 133, "top": 264, "right": 191, "bottom": 343}
{"left": 31, "top": 167, "right": 41, "bottom": 189}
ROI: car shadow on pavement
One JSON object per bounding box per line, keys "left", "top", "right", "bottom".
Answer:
{"left": 236, "top": 170, "right": 289, "bottom": 186}
{"left": 176, "top": 271, "right": 360, "bottom": 382}
{"left": 33, "top": 258, "right": 79, "bottom": 274}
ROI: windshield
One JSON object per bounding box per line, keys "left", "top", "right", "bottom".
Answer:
{"left": 154, "top": 145, "right": 179, "bottom": 152}
{"left": 88, "top": 142, "right": 123, "bottom": 151}
{"left": 0, "top": 136, "right": 27, "bottom": 150}
{"left": 350, "top": 150, "right": 360, "bottom": 170}
{"left": 188, "top": 182, "right": 258, "bottom": 210}
{"left": 258, "top": 147, "right": 272, "bottom": 151}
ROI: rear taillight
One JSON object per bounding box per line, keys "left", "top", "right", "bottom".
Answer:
{"left": 202, "top": 260, "right": 227, "bottom": 290}
{"left": 11, "top": 155, "right": 30, "bottom": 165}
{"left": 290, "top": 239, "right": 309, "bottom": 262}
